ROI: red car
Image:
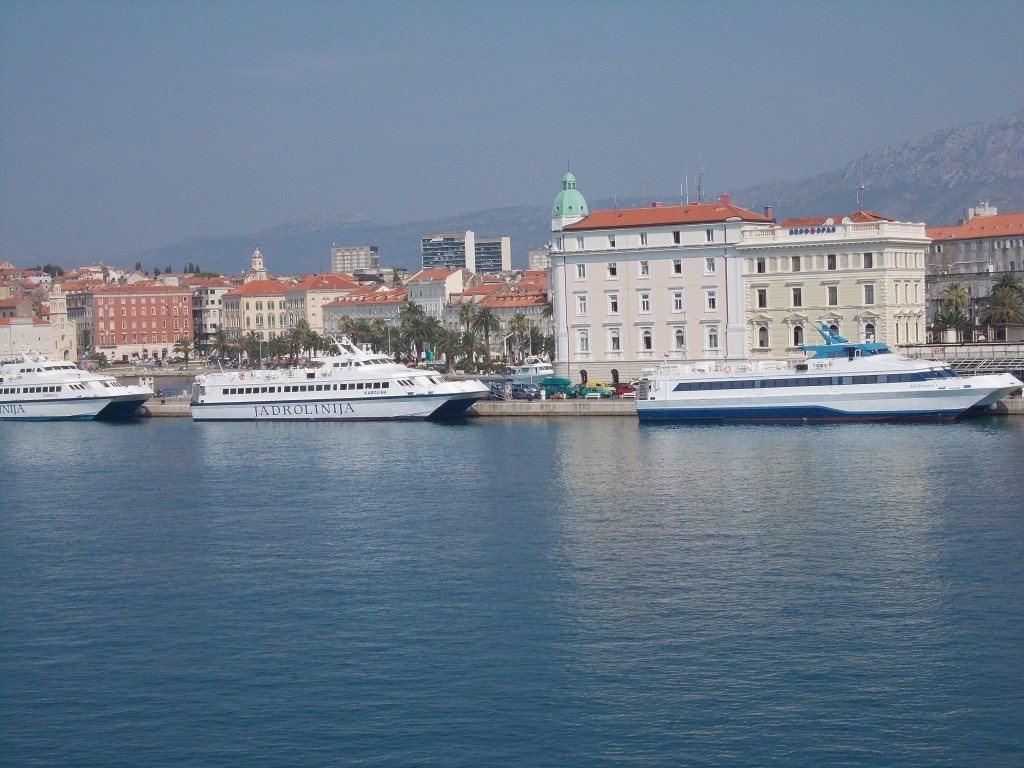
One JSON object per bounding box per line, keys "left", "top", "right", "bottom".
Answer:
{"left": 613, "top": 383, "right": 636, "bottom": 398}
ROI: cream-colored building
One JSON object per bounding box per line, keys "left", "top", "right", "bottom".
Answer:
{"left": 548, "top": 172, "right": 930, "bottom": 382}
{"left": 284, "top": 273, "right": 360, "bottom": 333}
{"left": 738, "top": 212, "right": 930, "bottom": 354}
{"left": 222, "top": 280, "right": 288, "bottom": 340}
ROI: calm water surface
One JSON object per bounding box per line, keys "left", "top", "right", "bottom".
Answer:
{"left": 2, "top": 416, "right": 1023, "bottom": 766}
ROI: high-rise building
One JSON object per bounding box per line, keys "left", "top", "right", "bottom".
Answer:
{"left": 421, "top": 231, "right": 510, "bottom": 273}
{"left": 331, "top": 244, "right": 379, "bottom": 274}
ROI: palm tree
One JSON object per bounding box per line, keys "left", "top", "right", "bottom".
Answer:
{"left": 211, "top": 330, "right": 233, "bottom": 362}
{"left": 241, "top": 330, "right": 262, "bottom": 366}
{"left": 458, "top": 302, "right": 477, "bottom": 333}
{"left": 941, "top": 282, "right": 970, "bottom": 311}
{"left": 268, "top": 334, "right": 289, "bottom": 363}
{"left": 507, "top": 312, "right": 531, "bottom": 359}
{"left": 287, "top": 320, "right": 311, "bottom": 364}
{"left": 471, "top": 306, "right": 502, "bottom": 361}
{"left": 460, "top": 329, "right": 486, "bottom": 368}
{"left": 433, "top": 328, "right": 464, "bottom": 375}
{"left": 172, "top": 336, "right": 195, "bottom": 367}
{"left": 992, "top": 272, "right": 1024, "bottom": 300}
{"left": 934, "top": 308, "right": 971, "bottom": 342}
{"left": 541, "top": 333, "right": 556, "bottom": 361}
{"left": 979, "top": 285, "right": 1024, "bottom": 339}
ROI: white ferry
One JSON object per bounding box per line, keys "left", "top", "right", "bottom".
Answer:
{"left": 190, "top": 336, "right": 490, "bottom": 422}
{"left": 505, "top": 356, "right": 555, "bottom": 385}
{"left": 636, "top": 325, "right": 1022, "bottom": 423}
{"left": 1, "top": 351, "right": 154, "bottom": 421}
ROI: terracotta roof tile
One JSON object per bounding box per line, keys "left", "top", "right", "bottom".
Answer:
{"left": 224, "top": 280, "right": 288, "bottom": 297}
{"left": 926, "top": 211, "right": 1024, "bottom": 241}
{"left": 564, "top": 201, "right": 771, "bottom": 231}
{"left": 778, "top": 210, "right": 893, "bottom": 227}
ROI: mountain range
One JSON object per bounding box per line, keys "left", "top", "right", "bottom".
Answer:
{"left": 131, "top": 111, "right": 1024, "bottom": 277}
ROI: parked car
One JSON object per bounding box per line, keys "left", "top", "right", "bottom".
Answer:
{"left": 578, "top": 381, "right": 614, "bottom": 399}
{"left": 613, "top": 382, "right": 636, "bottom": 398}
{"left": 509, "top": 383, "right": 541, "bottom": 401}
{"left": 539, "top": 376, "right": 574, "bottom": 399}
{"left": 486, "top": 381, "right": 506, "bottom": 400}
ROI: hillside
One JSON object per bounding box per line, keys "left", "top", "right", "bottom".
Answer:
{"left": 129, "top": 112, "right": 1024, "bottom": 276}
{"left": 731, "top": 111, "right": 1024, "bottom": 225}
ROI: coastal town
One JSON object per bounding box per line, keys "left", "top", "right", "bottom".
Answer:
{"left": 3, "top": 175, "right": 1023, "bottom": 402}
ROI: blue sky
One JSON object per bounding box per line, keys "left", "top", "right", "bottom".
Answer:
{"left": 2, "top": 0, "right": 1023, "bottom": 265}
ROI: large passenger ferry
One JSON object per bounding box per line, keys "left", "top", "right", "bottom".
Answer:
{"left": 0, "top": 351, "right": 154, "bottom": 421}
{"left": 190, "top": 336, "right": 490, "bottom": 422}
{"left": 636, "top": 326, "right": 1022, "bottom": 423}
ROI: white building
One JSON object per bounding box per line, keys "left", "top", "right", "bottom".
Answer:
{"left": 549, "top": 171, "right": 773, "bottom": 382}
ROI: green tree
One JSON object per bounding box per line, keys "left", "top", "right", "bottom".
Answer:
{"left": 433, "top": 328, "right": 464, "bottom": 374}
{"left": 241, "top": 330, "right": 263, "bottom": 366}
{"left": 507, "top": 312, "right": 531, "bottom": 359}
{"left": 979, "top": 285, "right": 1024, "bottom": 339}
{"left": 460, "top": 329, "right": 487, "bottom": 369}
{"left": 471, "top": 306, "right": 502, "bottom": 361}
{"left": 172, "top": 336, "right": 195, "bottom": 367}
{"left": 940, "top": 282, "right": 970, "bottom": 311}
{"left": 211, "top": 330, "right": 233, "bottom": 362}
{"left": 458, "top": 302, "right": 477, "bottom": 332}
{"left": 934, "top": 308, "right": 971, "bottom": 342}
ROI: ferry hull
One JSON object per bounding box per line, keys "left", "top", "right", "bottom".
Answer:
{"left": 190, "top": 391, "right": 485, "bottom": 422}
{"left": 636, "top": 376, "right": 1021, "bottom": 424}
{"left": 0, "top": 398, "right": 109, "bottom": 421}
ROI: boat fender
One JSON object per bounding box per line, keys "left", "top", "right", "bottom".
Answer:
{"left": 288, "top": 371, "right": 294, "bottom": 378}
{"left": 724, "top": 365, "right": 732, "bottom": 374}
{"left": 239, "top": 374, "right": 245, "bottom": 380}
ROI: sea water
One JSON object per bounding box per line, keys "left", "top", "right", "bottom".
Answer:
{"left": 1, "top": 417, "right": 1022, "bottom": 766}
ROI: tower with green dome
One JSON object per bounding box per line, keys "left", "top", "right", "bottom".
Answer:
{"left": 551, "top": 171, "right": 589, "bottom": 233}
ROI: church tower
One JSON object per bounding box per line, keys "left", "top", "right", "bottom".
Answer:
{"left": 551, "top": 171, "right": 589, "bottom": 233}
{"left": 244, "top": 248, "right": 269, "bottom": 284}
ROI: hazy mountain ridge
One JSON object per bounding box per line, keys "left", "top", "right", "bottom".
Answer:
{"left": 731, "top": 112, "right": 1024, "bottom": 225}
{"left": 128, "top": 112, "right": 1024, "bottom": 276}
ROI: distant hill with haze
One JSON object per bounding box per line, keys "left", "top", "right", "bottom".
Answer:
{"left": 129, "top": 111, "right": 1024, "bottom": 276}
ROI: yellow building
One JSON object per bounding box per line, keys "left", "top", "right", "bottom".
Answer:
{"left": 738, "top": 211, "right": 930, "bottom": 355}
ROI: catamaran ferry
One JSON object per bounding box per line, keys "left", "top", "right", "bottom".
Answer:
{"left": 636, "top": 326, "right": 1022, "bottom": 423}
{"left": 1, "top": 351, "right": 154, "bottom": 421}
{"left": 190, "top": 336, "right": 490, "bottom": 422}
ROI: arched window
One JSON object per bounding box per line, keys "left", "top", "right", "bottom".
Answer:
{"left": 758, "top": 326, "right": 769, "bottom": 347}
{"left": 793, "top": 325, "right": 804, "bottom": 346}
{"left": 674, "top": 328, "right": 685, "bottom": 349}
{"left": 578, "top": 330, "right": 589, "bottom": 353}
{"left": 609, "top": 330, "right": 620, "bottom": 351}
{"left": 864, "top": 322, "right": 875, "bottom": 341}
{"left": 829, "top": 323, "right": 839, "bottom": 335}
{"left": 642, "top": 329, "right": 653, "bottom": 350}
{"left": 708, "top": 327, "right": 719, "bottom": 349}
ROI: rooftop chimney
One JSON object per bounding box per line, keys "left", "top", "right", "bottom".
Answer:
{"left": 719, "top": 193, "right": 731, "bottom": 204}
{"left": 764, "top": 206, "right": 774, "bottom": 221}
{"left": 651, "top": 201, "right": 663, "bottom": 208}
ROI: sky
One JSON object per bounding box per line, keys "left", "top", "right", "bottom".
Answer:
{"left": 2, "top": 0, "right": 1023, "bottom": 265}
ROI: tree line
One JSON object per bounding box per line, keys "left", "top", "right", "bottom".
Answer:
{"left": 204, "top": 301, "right": 555, "bottom": 374}
{"left": 934, "top": 273, "right": 1024, "bottom": 342}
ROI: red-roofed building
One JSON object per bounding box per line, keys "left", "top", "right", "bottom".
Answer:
{"left": 549, "top": 171, "right": 932, "bottom": 377}
{"left": 222, "top": 280, "right": 288, "bottom": 340}
{"left": 284, "top": 273, "right": 361, "bottom": 333}
{"left": 322, "top": 285, "right": 409, "bottom": 348}
{"left": 83, "top": 284, "right": 193, "bottom": 362}
{"left": 924, "top": 202, "right": 1024, "bottom": 341}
